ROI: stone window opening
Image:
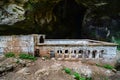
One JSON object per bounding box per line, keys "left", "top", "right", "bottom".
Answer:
{"left": 64, "top": 50, "right": 69, "bottom": 58}
{"left": 57, "top": 50, "right": 59, "bottom": 53}
{"left": 78, "top": 50, "right": 83, "bottom": 53}
{"left": 57, "top": 50, "right": 62, "bottom": 54}
{"left": 92, "top": 50, "right": 97, "bottom": 58}
{"left": 99, "top": 50, "right": 105, "bottom": 58}
{"left": 57, "top": 50, "right": 62, "bottom": 58}
{"left": 101, "top": 50, "right": 105, "bottom": 53}
{"left": 39, "top": 36, "right": 44, "bottom": 43}
{"left": 78, "top": 50, "right": 83, "bottom": 58}
{"left": 71, "top": 50, "right": 76, "bottom": 58}
{"left": 85, "top": 50, "right": 90, "bottom": 58}
{"left": 74, "top": 50, "right": 77, "bottom": 54}
{"left": 65, "top": 50, "right": 69, "bottom": 54}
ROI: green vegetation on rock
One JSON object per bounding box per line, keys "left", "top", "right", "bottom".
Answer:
{"left": 63, "top": 67, "right": 92, "bottom": 80}
{"left": 63, "top": 67, "right": 72, "bottom": 75}
{"left": 74, "top": 72, "right": 81, "bottom": 80}
{"left": 96, "top": 63, "right": 114, "bottom": 70}
{"left": 5, "top": 52, "right": 15, "bottom": 58}
{"left": 19, "top": 53, "right": 37, "bottom": 61}
{"left": 103, "top": 64, "right": 114, "bottom": 70}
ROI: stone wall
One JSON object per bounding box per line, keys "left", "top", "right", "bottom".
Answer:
{"left": 37, "top": 45, "right": 117, "bottom": 60}
{"left": 0, "top": 35, "right": 35, "bottom": 55}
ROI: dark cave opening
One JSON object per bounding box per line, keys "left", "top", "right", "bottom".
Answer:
{"left": 0, "top": 0, "right": 87, "bottom": 38}
{"left": 50, "top": 0, "right": 87, "bottom": 39}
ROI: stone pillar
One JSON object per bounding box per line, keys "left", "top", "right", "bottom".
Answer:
{"left": 71, "top": 50, "right": 75, "bottom": 59}
{"left": 82, "top": 50, "right": 85, "bottom": 58}
{"left": 95, "top": 50, "right": 99, "bottom": 59}
{"left": 62, "top": 49, "right": 65, "bottom": 59}
{"left": 89, "top": 50, "right": 92, "bottom": 58}
{"left": 99, "top": 52, "right": 101, "bottom": 58}
{"left": 85, "top": 50, "right": 90, "bottom": 58}
{"left": 69, "top": 48, "right": 71, "bottom": 59}
{"left": 76, "top": 50, "right": 78, "bottom": 58}
{"left": 58, "top": 50, "right": 60, "bottom": 59}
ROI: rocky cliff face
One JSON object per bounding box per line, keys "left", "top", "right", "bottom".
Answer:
{"left": 0, "top": 0, "right": 28, "bottom": 25}
{"left": 0, "top": 0, "right": 119, "bottom": 41}
{"left": 0, "top": 4, "right": 25, "bottom": 25}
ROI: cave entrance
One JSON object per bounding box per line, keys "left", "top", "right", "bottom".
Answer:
{"left": 52, "top": 0, "right": 87, "bottom": 39}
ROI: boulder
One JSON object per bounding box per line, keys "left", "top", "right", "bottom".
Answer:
{"left": 41, "top": 57, "right": 45, "bottom": 61}
{"left": 35, "top": 63, "right": 63, "bottom": 77}
{"left": 72, "top": 66, "right": 92, "bottom": 78}
{"left": 35, "top": 68, "right": 49, "bottom": 77}
{"left": 0, "top": 64, "right": 14, "bottom": 75}
{"left": 5, "top": 64, "right": 14, "bottom": 71}
{"left": 0, "top": 66, "right": 6, "bottom": 74}
{"left": 109, "top": 71, "right": 120, "bottom": 80}
{"left": 17, "top": 67, "right": 30, "bottom": 75}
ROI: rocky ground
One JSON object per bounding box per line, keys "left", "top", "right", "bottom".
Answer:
{"left": 0, "top": 51, "right": 120, "bottom": 80}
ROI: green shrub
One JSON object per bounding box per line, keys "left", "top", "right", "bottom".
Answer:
{"left": 86, "top": 77, "right": 92, "bottom": 80}
{"left": 73, "top": 72, "right": 89, "bottom": 80}
{"left": 96, "top": 63, "right": 101, "bottom": 67}
{"left": 63, "top": 68, "right": 92, "bottom": 80}
{"left": 111, "top": 38, "right": 120, "bottom": 50}
{"left": 5, "top": 52, "right": 15, "bottom": 58}
{"left": 16, "top": 59, "right": 20, "bottom": 63}
{"left": 103, "top": 64, "right": 114, "bottom": 70}
{"left": 96, "top": 63, "right": 114, "bottom": 70}
{"left": 80, "top": 77, "right": 86, "bottom": 80}
{"left": 63, "top": 68, "right": 71, "bottom": 75}
{"left": 19, "top": 53, "right": 36, "bottom": 61}
{"left": 74, "top": 72, "right": 81, "bottom": 80}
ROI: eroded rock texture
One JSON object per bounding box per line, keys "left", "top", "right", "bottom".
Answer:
{"left": 0, "top": 4, "right": 25, "bottom": 25}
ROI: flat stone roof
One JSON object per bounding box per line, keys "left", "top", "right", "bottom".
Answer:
{"left": 37, "top": 39, "right": 118, "bottom": 46}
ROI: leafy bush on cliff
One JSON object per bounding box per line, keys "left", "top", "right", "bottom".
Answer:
{"left": 5, "top": 52, "right": 15, "bottom": 58}
{"left": 63, "top": 68, "right": 72, "bottom": 75}
{"left": 19, "top": 53, "right": 36, "bottom": 61}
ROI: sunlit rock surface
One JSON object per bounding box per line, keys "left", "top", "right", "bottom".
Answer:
{"left": 0, "top": 4, "right": 25, "bottom": 25}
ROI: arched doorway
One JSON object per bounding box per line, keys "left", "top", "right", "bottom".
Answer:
{"left": 39, "top": 36, "right": 44, "bottom": 43}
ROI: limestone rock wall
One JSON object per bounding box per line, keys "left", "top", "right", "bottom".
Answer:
{"left": 0, "top": 0, "right": 29, "bottom": 25}
{"left": 0, "top": 4, "right": 25, "bottom": 25}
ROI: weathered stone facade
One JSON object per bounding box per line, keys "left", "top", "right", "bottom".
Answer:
{"left": 36, "top": 39, "right": 117, "bottom": 60}
{"left": 0, "top": 34, "right": 117, "bottom": 60}
{"left": 0, "top": 34, "right": 36, "bottom": 55}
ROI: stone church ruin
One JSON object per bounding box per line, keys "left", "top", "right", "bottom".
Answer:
{"left": 0, "top": 34, "right": 117, "bottom": 60}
